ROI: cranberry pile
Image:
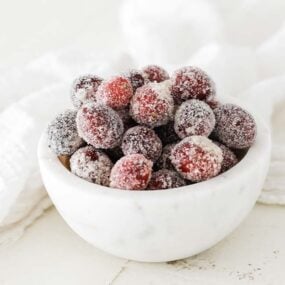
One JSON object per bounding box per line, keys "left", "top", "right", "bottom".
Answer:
{"left": 47, "top": 64, "right": 257, "bottom": 191}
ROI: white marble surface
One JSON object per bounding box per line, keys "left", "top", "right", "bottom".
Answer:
{"left": 0, "top": 204, "right": 285, "bottom": 285}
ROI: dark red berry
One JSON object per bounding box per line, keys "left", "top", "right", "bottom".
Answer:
{"left": 174, "top": 99, "right": 215, "bottom": 138}
{"left": 213, "top": 104, "right": 257, "bottom": 149}
{"left": 70, "top": 146, "right": 113, "bottom": 186}
{"left": 121, "top": 126, "right": 162, "bottom": 161}
{"left": 214, "top": 142, "right": 238, "bottom": 173}
{"left": 71, "top": 75, "right": 103, "bottom": 108}
{"left": 125, "top": 69, "right": 147, "bottom": 91}
{"left": 110, "top": 154, "right": 153, "bottom": 190}
{"left": 143, "top": 65, "right": 169, "bottom": 83}
{"left": 76, "top": 103, "right": 124, "bottom": 149}
{"left": 147, "top": 169, "right": 186, "bottom": 190}
{"left": 205, "top": 94, "right": 221, "bottom": 109}
{"left": 171, "top": 66, "right": 215, "bottom": 102}
{"left": 171, "top": 136, "right": 223, "bottom": 182}
{"left": 96, "top": 76, "right": 133, "bottom": 109}
{"left": 47, "top": 110, "right": 84, "bottom": 155}
{"left": 130, "top": 82, "right": 174, "bottom": 128}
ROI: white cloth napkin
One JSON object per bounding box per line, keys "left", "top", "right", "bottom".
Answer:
{"left": 0, "top": 50, "right": 135, "bottom": 245}
{"left": 1, "top": 0, "right": 285, "bottom": 245}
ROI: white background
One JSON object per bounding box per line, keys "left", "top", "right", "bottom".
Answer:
{"left": 0, "top": 0, "right": 123, "bottom": 68}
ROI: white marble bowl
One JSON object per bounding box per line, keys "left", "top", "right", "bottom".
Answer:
{"left": 38, "top": 108, "right": 271, "bottom": 262}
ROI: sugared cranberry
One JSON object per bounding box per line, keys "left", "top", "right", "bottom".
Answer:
{"left": 70, "top": 146, "right": 113, "bottom": 186}
{"left": 171, "top": 66, "right": 215, "bottom": 102}
{"left": 214, "top": 142, "right": 238, "bottom": 173}
{"left": 205, "top": 94, "right": 221, "bottom": 110}
{"left": 155, "top": 121, "right": 179, "bottom": 145}
{"left": 96, "top": 76, "right": 133, "bottom": 109}
{"left": 130, "top": 82, "right": 174, "bottom": 128}
{"left": 174, "top": 99, "right": 215, "bottom": 139}
{"left": 47, "top": 110, "right": 84, "bottom": 155}
{"left": 147, "top": 169, "right": 186, "bottom": 190}
{"left": 124, "top": 69, "right": 147, "bottom": 91}
{"left": 121, "top": 126, "right": 162, "bottom": 162}
{"left": 214, "top": 104, "right": 257, "bottom": 149}
{"left": 155, "top": 143, "right": 176, "bottom": 171}
{"left": 71, "top": 75, "right": 103, "bottom": 109}
{"left": 142, "top": 65, "right": 169, "bottom": 83}
{"left": 76, "top": 103, "right": 124, "bottom": 149}
{"left": 110, "top": 154, "right": 153, "bottom": 190}
{"left": 171, "top": 136, "right": 223, "bottom": 182}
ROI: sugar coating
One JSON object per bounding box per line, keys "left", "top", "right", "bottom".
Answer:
{"left": 155, "top": 143, "right": 176, "bottom": 171}
{"left": 214, "top": 104, "right": 257, "bottom": 149}
{"left": 205, "top": 94, "right": 221, "bottom": 110}
{"left": 171, "top": 136, "right": 223, "bottom": 182}
{"left": 147, "top": 169, "right": 186, "bottom": 190}
{"left": 214, "top": 142, "right": 238, "bottom": 173}
{"left": 110, "top": 154, "right": 153, "bottom": 190}
{"left": 171, "top": 66, "right": 216, "bottom": 102}
{"left": 121, "top": 126, "right": 162, "bottom": 162}
{"left": 71, "top": 75, "right": 103, "bottom": 109}
{"left": 70, "top": 146, "right": 113, "bottom": 186}
{"left": 130, "top": 81, "right": 174, "bottom": 128}
{"left": 47, "top": 110, "right": 84, "bottom": 155}
{"left": 142, "top": 65, "right": 170, "bottom": 83}
{"left": 96, "top": 76, "right": 133, "bottom": 109}
{"left": 76, "top": 103, "right": 124, "bottom": 149}
{"left": 124, "top": 69, "right": 148, "bottom": 91}
{"left": 174, "top": 99, "right": 216, "bottom": 138}
{"left": 155, "top": 121, "right": 179, "bottom": 145}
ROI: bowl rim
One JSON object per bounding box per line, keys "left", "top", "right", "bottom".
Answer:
{"left": 38, "top": 102, "right": 271, "bottom": 200}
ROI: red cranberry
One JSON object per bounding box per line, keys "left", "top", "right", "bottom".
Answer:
{"left": 76, "top": 103, "right": 124, "bottom": 149}
{"left": 121, "top": 126, "right": 162, "bottom": 162}
{"left": 205, "top": 94, "right": 221, "bottom": 109}
{"left": 70, "top": 146, "right": 113, "bottom": 186}
{"left": 147, "top": 169, "right": 186, "bottom": 190}
{"left": 155, "top": 143, "right": 176, "bottom": 171}
{"left": 96, "top": 76, "right": 133, "bottom": 109}
{"left": 130, "top": 82, "right": 174, "bottom": 128}
{"left": 142, "top": 65, "right": 169, "bottom": 83}
{"left": 71, "top": 75, "right": 103, "bottom": 108}
{"left": 214, "top": 142, "right": 238, "bottom": 173}
{"left": 110, "top": 154, "right": 153, "bottom": 190}
{"left": 214, "top": 104, "right": 257, "bottom": 149}
{"left": 171, "top": 136, "right": 223, "bottom": 182}
{"left": 174, "top": 99, "right": 215, "bottom": 138}
{"left": 171, "top": 66, "right": 215, "bottom": 102}
{"left": 47, "top": 110, "right": 84, "bottom": 155}
{"left": 124, "top": 69, "right": 147, "bottom": 91}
